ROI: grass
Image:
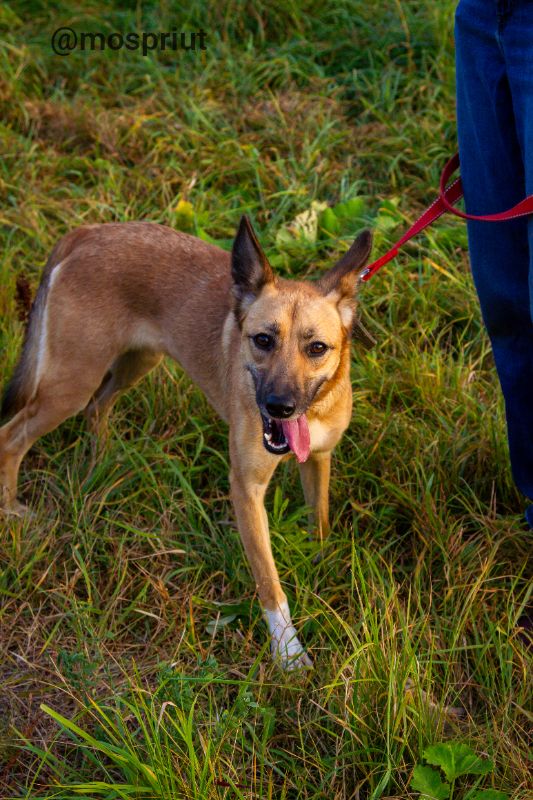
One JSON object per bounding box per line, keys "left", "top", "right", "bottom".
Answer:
{"left": 0, "top": 1, "right": 531, "bottom": 797}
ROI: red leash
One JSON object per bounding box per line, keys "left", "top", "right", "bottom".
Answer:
{"left": 360, "top": 152, "right": 533, "bottom": 282}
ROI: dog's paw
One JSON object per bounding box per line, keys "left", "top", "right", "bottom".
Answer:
{"left": 0, "top": 499, "right": 33, "bottom": 519}
{"left": 271, "top": 626, "right": 313, "bottom": 670}
{"left": 265, "top": 602, "right": 313, "bottom": 671}
{"left": 283, "top": 646, "right": 314, "bottom": 671}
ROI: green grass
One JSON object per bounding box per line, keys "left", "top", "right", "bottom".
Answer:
{"left": 0, "top": 1, "right": 531, "bottom": 798}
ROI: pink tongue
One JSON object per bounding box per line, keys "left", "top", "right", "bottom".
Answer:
{"left": 281, "top": 415, "right": 311, "bottom": 463}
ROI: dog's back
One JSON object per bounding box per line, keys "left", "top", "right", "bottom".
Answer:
{"left": 3, "top": 222, "right": 235, "bottom": 423}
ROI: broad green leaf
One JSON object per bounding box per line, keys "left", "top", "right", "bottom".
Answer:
{"left": 318, "top": 206, "right": 341, "bottom": 237}
{"left": 374, "top": 196, "right": 403, "bottom": 232}
{"left": 379, "top": 197, "right": 401, "bottom": 214}
{"left": 375, "top": 210, "right": 401, "bottom": 231}
{"left": 411, "top": 765, "right": 450, "bottom": 800}
{"left": 468, "top": 791, "right": 509, "bottom": 800}
{"left": 206, "top": 613, "right": 237, "bottom": 634}
{"left": 424, "top": 743, "right": 493, "bottom": 781}
{"left": 331, "top": 197, "right": 366, "bottom": 220}
{"left": 213, "top": 599, "right": 252, "bottom": 612}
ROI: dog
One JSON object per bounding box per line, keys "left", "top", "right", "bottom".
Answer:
{"left": 0, "top": 217, "right": 373, "bottom": 668}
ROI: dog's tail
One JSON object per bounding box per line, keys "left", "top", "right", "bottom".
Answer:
{"left": 1, "top": 266, "right": 54, "bottom": 420}
{"left": 2, "top": 227, "right": 97, "bottom": 420}
{"left": 1, "top": 229, "right": 88, "bottom": 420}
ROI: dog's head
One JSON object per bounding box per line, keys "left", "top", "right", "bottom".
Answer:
{"left": 231, "top": 215, "right": 372, "bottom": 462}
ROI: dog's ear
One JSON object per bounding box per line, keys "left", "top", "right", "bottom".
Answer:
{"left": 317, "top": 229, "right": 372, "bottom": 330}
{"left": 231, "top": 216, "right": 274, "bottom": 319}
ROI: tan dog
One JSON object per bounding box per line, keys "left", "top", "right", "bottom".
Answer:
{"left": 0, "top": 218, "right": 373, "bottom": 668}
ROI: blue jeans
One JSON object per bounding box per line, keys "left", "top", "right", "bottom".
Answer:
{"left": 455, "top": 0, "right": 533, "bottom": 503}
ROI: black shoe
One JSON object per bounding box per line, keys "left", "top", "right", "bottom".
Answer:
{"left": 516, "top": 610, "right": 532, "bottom": 648}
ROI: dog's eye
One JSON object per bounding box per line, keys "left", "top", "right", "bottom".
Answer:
{"left": 308, "top": 341, "right": 328, "bottom": 356}
{"left": 253, "top": 333, "right": 274, "bottom": 351}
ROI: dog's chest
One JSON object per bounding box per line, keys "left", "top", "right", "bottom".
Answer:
{"left": 308, "top": 417, "right": 343, "bottom": 453}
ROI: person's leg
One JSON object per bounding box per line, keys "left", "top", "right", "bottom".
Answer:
{"left": 455, "top": 0, "right": 533, "bottom": 503}
{"left": 502, "top": 0, "right": 533, "bottom": 518}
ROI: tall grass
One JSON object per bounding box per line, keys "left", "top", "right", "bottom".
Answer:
{"left": 0, "top": 1, "right": 531, "bottom": 798}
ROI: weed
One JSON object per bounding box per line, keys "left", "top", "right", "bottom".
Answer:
{"left": 0, "top": 1, "right": 531, "bottom": 798}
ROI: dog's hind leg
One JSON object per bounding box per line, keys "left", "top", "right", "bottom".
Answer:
{"left": 298, "top": 451, "right": 331, "bottom": 541}
{"left": 0, "top": 369, "right": 103, "bottom": 516}
{"left": 1, "top": 302, "right": 119, "bottom": 516}
{"left": 85, "top": 350, "right": 163, "bottom": 440}
{"left": 1, "top": 253, "right": 120, "bottom": 515}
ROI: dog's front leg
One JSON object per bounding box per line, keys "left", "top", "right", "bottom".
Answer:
{"left": 230, "top": 452, "right": 312, "bottom": 669}
{"left": 298, "top": 451, "right": 331, "bottom": 541}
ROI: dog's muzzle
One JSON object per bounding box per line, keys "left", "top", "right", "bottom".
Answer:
{"left": 260, "top": 412, "right": 311, "bottom": 463}
{"left": 261, "top": 413, "right": 291, "bottom": 456}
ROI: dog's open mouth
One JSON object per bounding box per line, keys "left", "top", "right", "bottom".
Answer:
{"left": 261, "top": 414, "right": 311, "bottom": 463}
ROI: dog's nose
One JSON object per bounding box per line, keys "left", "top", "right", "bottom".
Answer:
{"left": 265, "top": 395, "right": 296, "bottom": 419}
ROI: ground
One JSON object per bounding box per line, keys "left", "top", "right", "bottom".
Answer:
{"left": 0, "top": 2, "right": 531, "bottom": 798}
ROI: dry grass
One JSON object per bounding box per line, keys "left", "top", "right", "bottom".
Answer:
{"left": 0, "top": 1, "right": 531, "bottom": 798}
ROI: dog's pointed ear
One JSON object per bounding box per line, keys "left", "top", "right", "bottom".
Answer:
{"left": 231, "top": 216, "right": 274, "bottom": 317}
{"left": 317, "top": 229, "right": 373, "bottom": 330}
